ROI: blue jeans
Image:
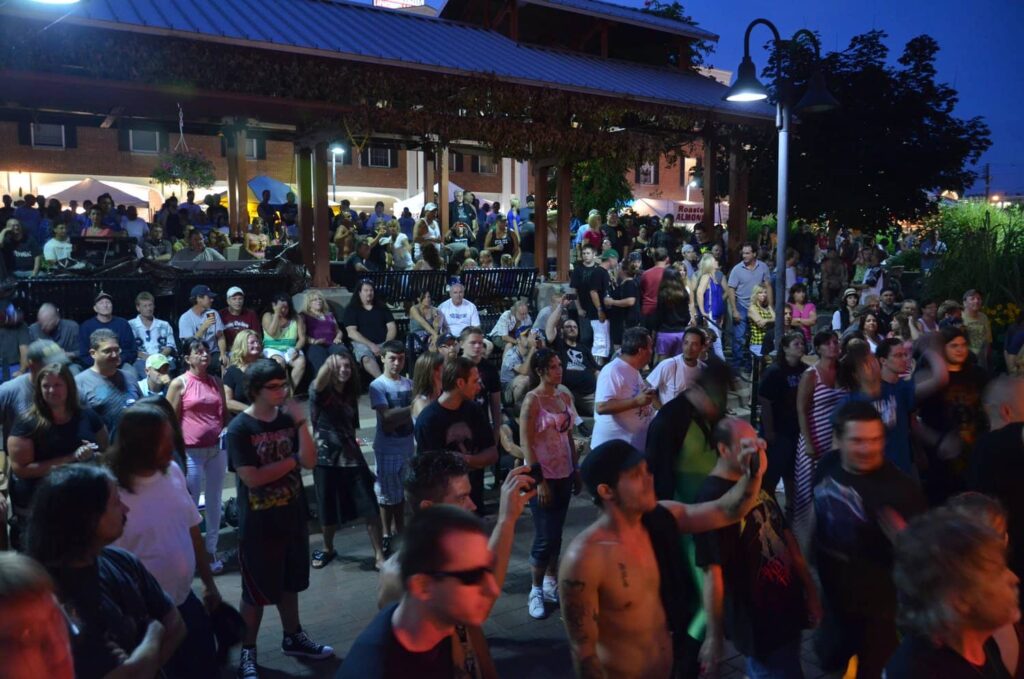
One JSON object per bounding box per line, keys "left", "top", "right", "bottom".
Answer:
{"left": 746, "top": 638, "right": 804, "bottom": 679}
{"left": 528, "top": 477, "right": 573, "bottom": 569}
{"left": 732, "top": 305, "right": 750, "bottom": 371}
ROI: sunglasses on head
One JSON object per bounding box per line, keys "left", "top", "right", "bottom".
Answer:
{"left": 427, "top": 565, "right": 494, "bottom": 586}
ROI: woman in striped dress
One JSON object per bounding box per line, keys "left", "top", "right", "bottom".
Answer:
{"left": 792, "top": 330, "right": 844, "bottom": 543}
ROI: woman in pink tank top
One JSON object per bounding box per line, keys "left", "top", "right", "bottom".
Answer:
{"left": 519, "top": 348, "right": 581, "bottom": 620}
{"left": 168, "top": 338, "right": 228, "bottom": 571}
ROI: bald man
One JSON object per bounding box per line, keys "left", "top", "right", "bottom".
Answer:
{"left": 29, "top": 303, "right": 80, "bottom": 365}
{"left": 969, "top": 375, "right": 1024, "bottom": 596}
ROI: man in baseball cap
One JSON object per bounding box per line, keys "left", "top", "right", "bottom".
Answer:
{"left": 221, "top": 286, "right": 259, "bottom": 349}
{"left": 559, "top": 438, "right": 766, "bottom": 679}
{"left": 178, "top": 284, "right": 225, "bottom": 373}
{"left": 139, "top": 353, "right": 171, "bottom": 397}
{"left": 78, "top": 291, "right": 138, "bottom": 374}
{"left": 435, "top": 333, "right": 459, "bottom": 360}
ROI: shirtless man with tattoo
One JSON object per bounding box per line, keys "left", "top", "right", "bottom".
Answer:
{"left": 559, "top": 438, "right": 766, "bottom": 679}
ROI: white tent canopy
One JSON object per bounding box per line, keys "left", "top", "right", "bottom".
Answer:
{"left": 48, "top": 177, "right": 150, "bottom": 208}
{"left": 393, "top": 181, "right": 464, "bottom": 217}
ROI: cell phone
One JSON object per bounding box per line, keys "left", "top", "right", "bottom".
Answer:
{"left": 564, "top": 293, "right": 577, "bottom": 302}
{"left": 206, "top": 311, "right": 215, "bottom": 320}
{"left": 527, "top": 463, "right": 544, "bottom": 483}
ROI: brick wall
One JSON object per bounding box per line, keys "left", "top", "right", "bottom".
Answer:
{"left": 626, "top": 140, "right": 705, "bottom": 203}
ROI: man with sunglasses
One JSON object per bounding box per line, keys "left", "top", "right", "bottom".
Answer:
{"left": 374, "top": 450, "right": 536, "bottom": 678}
{"left": 341, "top": 504, "right": 514, "bottom": 679}
{"left": 226, "top": 359, "right": 333, "bottom": 678}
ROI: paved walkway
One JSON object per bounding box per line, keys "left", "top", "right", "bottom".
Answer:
{"left": 204, "top": 384, "right": 843, "bottom": 678}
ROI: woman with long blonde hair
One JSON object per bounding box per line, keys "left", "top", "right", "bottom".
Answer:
{"left": 223, "top": 329, "right": 263, "bottom": 413}
{"left": 694, "top": 252, "right": 726, "bottom": 359}
{"left": 301, "top": 289, "right": 346, "bottom": 375}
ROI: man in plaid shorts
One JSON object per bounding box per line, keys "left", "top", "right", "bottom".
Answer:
{"left": 369, "top": 340, "right": 415, "bottom": 555}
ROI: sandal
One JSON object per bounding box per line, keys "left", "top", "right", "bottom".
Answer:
{"left": 311, "top": 549, "right": 336, "bottom": 569}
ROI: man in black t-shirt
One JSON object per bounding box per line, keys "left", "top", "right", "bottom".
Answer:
{"left": 415, "top": 357, "right": 499, "bottom": 515}
{"left": 226, "top": 359, "right": 334, "bottom": 678}
{"left": 343, "top": 282, "right": 397, "bottom": 379}
{"left": 969, "top": 376, "right": 1024, "bottom": 599}
{"left": 458, "top": 326, "right": 501, "bottom": 448}
{"left": 545, "top": 316, "right": 598, "bottom": 417}
{"left": 570, "top": 243, "right": 611, "bottom": 364}
{"left": 339, "top": 505, "right": 499, "bottom": 679}
{"left": 812, "top": 401, "right": 926, "bottom": 678}
{"left": 695, "top": 418, "right": 818, "bottom": 677}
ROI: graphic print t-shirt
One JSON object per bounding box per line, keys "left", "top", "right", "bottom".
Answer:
{"left": 369, "top": 374, "right": 414, "bottom": 456}
{"left": 227, "top": 411, "right": 303, "bottom": 531}
{"left": 695, "top": 479, "right": 806, "bottom": 658}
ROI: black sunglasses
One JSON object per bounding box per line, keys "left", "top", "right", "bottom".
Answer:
{"left": 427, "top": 565, "right": 494, "bottom": 586}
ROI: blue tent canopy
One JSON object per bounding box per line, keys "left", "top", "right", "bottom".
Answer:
{"left": 247, "top": 175, "right": 292, "bottom": 204}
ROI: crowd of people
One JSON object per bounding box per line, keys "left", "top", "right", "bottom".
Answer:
{"left": 3, "top": 195, "right": 1024, "bottom": 679}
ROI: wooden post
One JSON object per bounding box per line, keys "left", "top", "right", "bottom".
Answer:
{"left": 311, "top": 142, "right": 332, "bottom": 288}
{"left": 439, "top": 145, "right": 450, "bottom": 241}
{"left": 422, "top": 146, "right": 435, "bottom": 210}
{"left": 232, "top": 127, "right": 248, "bottom": 238}
{"left": 533, "top": 163, "right": 549, "bottom": 275}
{"left": 295, "top": 145, "right": 315, "bottom": 275}
{"left": 702, "top": 123, "right": 717, "bottom": 233}
{"left": 224, "top": 128, "right": 243, "bottom": 239}
{"left": 727, "top": 139, "right": 749, "bottom": 262}
{"left": 556, "top": 163, "right": 572, "bottom": 282}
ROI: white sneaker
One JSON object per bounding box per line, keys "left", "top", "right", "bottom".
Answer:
{"left": 542, "top": 582, "right": 559, "bottom": 605}
{"left": 528, "top": 589, "right": 547, "bottom": 619}
{"left": 210, "top": 559, "right": 225, "bottom": 575}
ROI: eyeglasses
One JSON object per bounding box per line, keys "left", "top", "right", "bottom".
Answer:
{"left": 427, "top": 565, "right": 494, "bottom": 586}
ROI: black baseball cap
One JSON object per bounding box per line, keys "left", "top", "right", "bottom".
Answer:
{"left": 94, "top": 291, "right": 113, "bottom": 304}
{"left": 580, "top": 440, "right": 646, "bottom": 499}
{"left": 190, "top": 284, "right": 216, "bottom": 299}
{"left": 437, "top": 333, "right": 458, "bottom": 346}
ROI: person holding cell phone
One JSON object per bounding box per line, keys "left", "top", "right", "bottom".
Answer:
{"left": 519, "top": 348, "right": 581, "bottom": 620}
{"left": 177, "top": 284, "right": 226, "bottom": 375}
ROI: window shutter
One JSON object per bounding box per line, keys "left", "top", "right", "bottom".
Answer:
{"left": 256, "top": 138, "right": 267, "bottom": 160}
{"left": 158, "top": 130, "right": 170, "bottom": 152}
{"left": 219, "top": 137, "right": 226, "bottom": 157}
{"left": 360, "top": 148, "right": 369, "bottom": 167}
{"left": 388, "top": 148, "right": 399, "bottom": 168}
{"left": 64, "top": 125, "right": 77, "bottom": 149}
{"left": 634, "top": 165, "right": 641, "bottom": 184}
{"left": 680, "top": 162, "right": 687, "bottom": 186}
{"left": 118, "top": 127, "right": 130, "bottom": 152}
{"left": 653, "top": 162, "right": 660, "bottom": 185}
{"left": 471, "top": 155, "right": 480, "bottom": 173}
{"left": 343, "top": 148, "right": 352, "bottom": 166}
{"left": 17, "top": 121, "right": 31, "bottom": 145}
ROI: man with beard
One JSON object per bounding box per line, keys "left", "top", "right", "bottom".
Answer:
{"left": 545, "top": 311, "right": 599, "bottom": 418}
{"left": 414, "top": 357, "right": 498, "bottom": 515}
{"left": 647, "top": 327, "right": 707, "bottom": 409}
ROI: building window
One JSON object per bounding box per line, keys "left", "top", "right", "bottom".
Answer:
{"left": 477, "top": 156, "right": 498, "bottom": 175}
{"left": 245, "top": 138, "right": 258, "bottom": 160}
{"left": 31, "top": 123, "right": 65, "bottom": 150}
{"left": 367, "top": 147, "right": 391, "bottom": 168}
{"left": 129, "top": 129, "right": 160, "bottom": 155}
{"left": 638, "top": 162, "right": 656, "bottom": 185}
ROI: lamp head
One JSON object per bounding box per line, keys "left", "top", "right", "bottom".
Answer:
{"left": 724, "top": 55, "right": 769, "bottom": 103}
{"left": 795, "top": 69, "right": 838, "bottom": 113}
{"left": 330, "top": 146, "right": 345, "bottom": 156}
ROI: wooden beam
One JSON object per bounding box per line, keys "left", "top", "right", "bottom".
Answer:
{"left": 534, "top": 164, "right": 549, "bottom": 275}
{"left": 296, "top": 145, "right": 315, "bottom": 275}
{"left": 727, "top": 140, "right": 749, "bottom": 262}
{"left": 231, "top": 127, "right": 248, "bottom": 238}
{"left": 99, "top": 106, "right": 123, "bottom": 129}
{"left": 422, "top": 146, "right": 435, "bottom": 210}
{"left": 702, "top": 123, "right": 716, "bottom": 232}
{"left": 438, "top": 145, "right": 450, "bottom": 241}
{"left": 509, "top": 0, "right": 519, "bottom": 42}
{"left": 556, "top": 163, "right": 572, "bottom": 282}
{"left": 310, "top": 142, "right": 333, "bottom": 288}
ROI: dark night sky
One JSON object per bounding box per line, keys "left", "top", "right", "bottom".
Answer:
{"left": 414, "top": 0, "right": 1023, "bottom": 194}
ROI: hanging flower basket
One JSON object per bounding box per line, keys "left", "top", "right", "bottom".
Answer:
{"left": 150, "top": 149, "right": 217, "bottom": 190}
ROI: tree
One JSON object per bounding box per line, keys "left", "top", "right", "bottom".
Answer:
{"left": 639, "top": 1, "right": 714, "bottom": 70}
{"left": 740, "top": 30, "right": 990, "bottom": 232}
{"left": 567, "top": 158, "right": 634, "bottom": 217}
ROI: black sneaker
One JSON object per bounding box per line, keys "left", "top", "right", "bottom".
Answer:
{"left": 237, "top": 646, "right": 258, "bottom": 679}
{"left": 282, "top": 629, "right": 334, "bottom": 660}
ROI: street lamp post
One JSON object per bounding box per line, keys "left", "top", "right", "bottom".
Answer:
{"left": 724, "top": 19, "right": 837, "bottom": 355}
{"left": 330, "top": 146, "right": 345, "bottom": 203}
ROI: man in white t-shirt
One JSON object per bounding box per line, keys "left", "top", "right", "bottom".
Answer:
{"left": 591, "top": 327, "right": 656, "bottom": 451}
{"left": 438, "top": 282, "right": 480, "bottom": 338}
{"left": 380, "top": 220, "right": 412, "bottom": 271}
{"left": 43, "top": 222, "right": 73, "bottom": 262}
{"left": 648, "top": 326, "right": 707, "bottom": 408}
